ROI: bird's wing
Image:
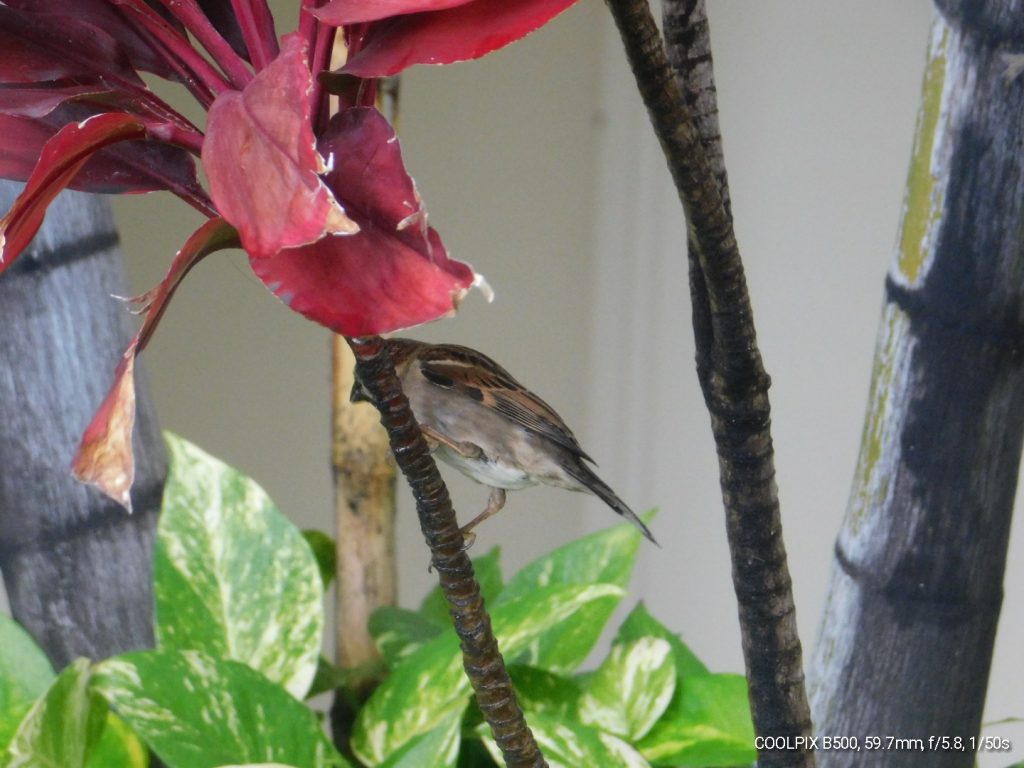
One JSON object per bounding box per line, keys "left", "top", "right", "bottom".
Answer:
{"left": 416, "top": 344, "right": 594, "bottom": 463}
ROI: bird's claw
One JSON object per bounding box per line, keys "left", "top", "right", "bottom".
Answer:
{"left": 460, "top": 528, "right": 477, "bottom": 551}
{"left": 420, "top": 425, "right": 485, "bottom": 461}
{"left": 455, "top": 441, "right": 484, "bottom": 460}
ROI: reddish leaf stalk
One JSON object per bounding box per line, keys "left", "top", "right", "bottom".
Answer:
{"left": 128, "top": 24, "right": 217, "bottom": 107}
{"left": 604, "top": 0, "right": 814, "bottom": 765}
{"left": 298, "top": 2, "right": 321, "bottom": 56}
{"left": 154, "top": 124, "right": 206, "bottom": 156}
{"left": 153, "top": 0, "right": 254, "bottom": 88}
{"left": 115, "top": 0, "right": 234, "bottom": 97}
{"left": 310, "top": 23, "right": 338, "bottom": 132}
{"left": 230, "top": 0, "right": 279, "bottom": 70}
{"left": 347, "top": 335, "right": 546, "bottom": 768}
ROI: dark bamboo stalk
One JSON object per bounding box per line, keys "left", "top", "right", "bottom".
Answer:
{"left": 604, "top": 1, "right": 814, "bottom": 765}
{"left": 346, "top": 336, "right": 545, "bottom": 768}
{"left": 809, "top": 5, "right": 1024, "bottom": 765}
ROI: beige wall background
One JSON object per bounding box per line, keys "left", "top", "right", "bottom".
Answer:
{"left": 113, "top": 1, "right": 1024, "bottom": 760}
{"left": 4, "top": 0, "right": 1020, "bottom": 761}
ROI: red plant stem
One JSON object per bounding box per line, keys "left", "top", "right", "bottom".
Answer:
{"left": 230, "top": 0, "right": 279, "bottom": 70}
{"left": 113, "top": 0, "right": 233, "bottom": 97}
{"left": 153, "top": 0, "right": 253, "bottom": 88}
{"left": 150, "top": 123, "right": 206, "bottom": 156}
{"left": 310, "top": 23, "right": 336, "bottom": 133}
{"left": 177, "top": 191, "right": 218, "bottom": 218}
{"left": 298, "top": 0, "right": 319, "bottom": 53}
{"left": 347, "top": 336, "right": 546, "bottom": 768}
{"left": 136, "top": 29, "right": 217, "bottom": 108}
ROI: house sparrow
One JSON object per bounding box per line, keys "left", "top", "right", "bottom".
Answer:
{"left": 351, "top": 338, "right": 656, "bottom": 546}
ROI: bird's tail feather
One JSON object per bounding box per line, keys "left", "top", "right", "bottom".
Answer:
{"left": 566, "top": 463, "right": 658, "bottom": 545}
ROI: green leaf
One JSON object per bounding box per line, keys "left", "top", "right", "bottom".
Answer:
{"left": 352, "top": 583, "right": 623, "bottom": 764}
{"left": 93, "top": 650, "right": 347, "bottom": 768}
{"left": 495, "top": 516, "right": 651, "bottom": 672}
{"left": 86, "top": 713, "right": 149, "bottom": 768}
{"left": 0, "top": 615, "right": 55, "bottom": 752}
{"left": 305, "top": 656, "right": 385, "bottom": 700}
{"left": 4, "top": 659, "right": 106, "bottom": 768}
{"left": 301, "top": 530, "right": 337, "bottom": 589}
{"left": 615, "top": 602, "right": 708, "bottom": 678}
{"left": 507, "top": 666, "right": 580, "bottom": 720}
{"left": 637, "top": 674, "right": 756, "bottom": 766}
{"left": 419, "top": 547, "right": 503, "bottom": 626}
{"left": 156, "top": 433, "right": 324, "bottom": 699}
{"left": 369, "top": 607, "right": 443, "bottom": 668}
{"left": 378, "top": 706, "right": 463, "bottom": 768}
{"left": 477, "top": 711, "right": 651, "bottom": 768}
{"left": 579, "top": 637, "right": 676, "bottom": 741}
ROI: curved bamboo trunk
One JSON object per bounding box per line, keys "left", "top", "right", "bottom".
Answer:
{"left": 331, "top": 337, "right": 397, "bottom": 672}
{"left": 0, "top": 182, "right": 165, "bottom": 667}
{"left": 809, "top": 6, "right": 1024, "bottom": 765}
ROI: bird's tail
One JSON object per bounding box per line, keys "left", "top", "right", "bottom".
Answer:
{"left": 566, "top": 462, "right": 658, "bottom": 545}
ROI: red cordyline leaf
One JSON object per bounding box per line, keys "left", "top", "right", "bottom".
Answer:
{"left": 203, "top": 33, "right": 358, "bottom": 259}
{"left": 0, "top": 106, "right": 206, "bottom": 198}
{"left": 341, "top": 0, "right": 579, "bottom": 77}
{"left": 72, "top": 218, "right": 239, "bottom": 510}
{"left": 74, "top": 349, "right": 139, "bottom": 511}
{"left": 0, "top": 112, "right": 150, "bottom": 269}
{"left": 0, "top": 83, "right": 112, "bottom": 119}
{"left": 251, "top": 107, "right": 480, "bottom": 336}
{"left": 314, "top": 0, "right": 472, "bottom": 25}
{"left": 3, "top": 0, "right": 182, "bottom": 79}
{"left": 0, "top": 109, "right": 207, "bottom": 272}
{"left": 0, "top": 3, "right": 173, "bottom": 83}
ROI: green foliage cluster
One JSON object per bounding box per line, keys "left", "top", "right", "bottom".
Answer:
{"left": 0, "top": 434, "right": 755, "bottom": 768}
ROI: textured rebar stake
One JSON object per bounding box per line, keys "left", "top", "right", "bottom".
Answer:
{"left": 604, "top": 1, "right": 814, "bottom": 765}
{"left": 347, "top": 335, "right": 546, "bottom": 768}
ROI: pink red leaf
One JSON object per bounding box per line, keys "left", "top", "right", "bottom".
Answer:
{"left": 342, "top": 0, "right": 579, "bottom": 77}
{"left": 73, "top": 349, "right": 139, "bottom": 511}
{"left": 1, "top": 1, "right": 178, "bottom": 81}
{"left": 72, "top": 218, "right": 239, "bottom": 510}
{"left": 0, "top": 82, "right": 191, "bottom": 127}
{"left": 314, "top": 0, "right": 472, "bottom": 25}
{"left": 203, "top": 33, "right": 358, "bottom": 259}
{"left": 0, "top": 106, "right": 206, "bottom": 201}
{"left": 0, "top": 7, "right": 145, "bottom": 86}
{"left": 0, "top": 83, "right": 112, "bottom": 119}
{"left": 251, "top": 224, "right": 476, "bottom": 336}
{"left": 1, "top": 113, "right": 150, "bottom": 270}
{"left": 250, "top": 107, "right": 478, "bottom": 336}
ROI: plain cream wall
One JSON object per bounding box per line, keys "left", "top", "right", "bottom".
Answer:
{"left": 585, "top": 3, "right": 1022, "bottom": 764}
{"left": 2, "top": 0, "right": 1018, "bottom": 762}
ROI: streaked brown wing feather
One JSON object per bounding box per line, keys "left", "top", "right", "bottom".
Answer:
{"left": 416, "top": 343, "right": 594, "bottom": 462}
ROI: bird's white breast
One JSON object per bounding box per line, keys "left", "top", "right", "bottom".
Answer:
{"left": 436, "top": 445, "right": 536, "bottom": 490}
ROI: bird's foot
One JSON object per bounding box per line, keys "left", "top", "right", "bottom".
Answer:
{"left": 457, "top": 488, "right": 506, "bottom": 550}
{"left": 420, "top": 425, "right": 484, "bottom": 460}
{"left": 459, "top": 529, "right": 477, "bottom": 551}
